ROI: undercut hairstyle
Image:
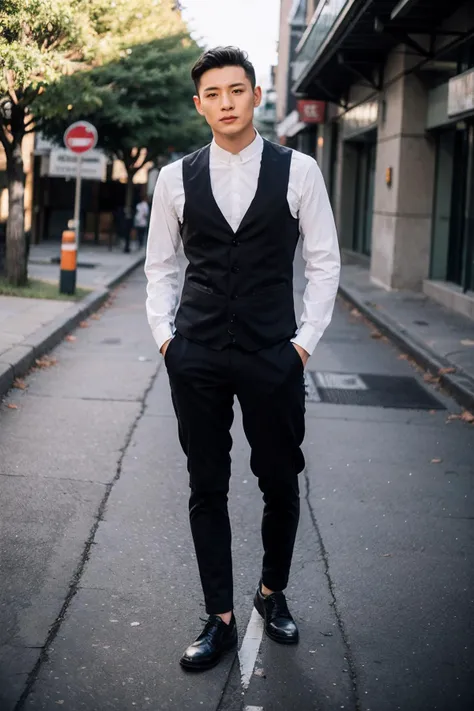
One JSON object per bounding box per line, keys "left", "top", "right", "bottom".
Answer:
{"left": 191, "top": 46, "right": 256, "bottom": 93}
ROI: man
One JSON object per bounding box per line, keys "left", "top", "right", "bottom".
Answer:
{"left": 145, "top": 47, "right": 340, "bottom": 671}
{"left": 134, "top": 197, "right": 150, "bottom": 249}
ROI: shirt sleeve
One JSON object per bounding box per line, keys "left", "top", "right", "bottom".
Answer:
{"left": 144, "top": 168, "right": 181, "bottom": 352}
{"left": 291, "top": 159, "right": 341, "bottom": 355}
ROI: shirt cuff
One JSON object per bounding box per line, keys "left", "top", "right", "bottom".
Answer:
{"left": 291, "top": 323, "right": 322, "bottom": 355}
{"left": 152, "top": 323, "right": 175, "bottom": 353}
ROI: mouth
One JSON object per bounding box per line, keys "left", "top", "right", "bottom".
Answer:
{"left": 220, "top": 116, "right": 238, "bottom": 124}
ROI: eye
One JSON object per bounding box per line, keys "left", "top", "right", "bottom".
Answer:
{"left": 206, "top": 93, "right": 217, "bottom": 98}
{"left": 233, "top": 89, "right": 243, "bottom": 94}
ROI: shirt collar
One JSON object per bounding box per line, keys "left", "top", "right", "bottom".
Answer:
{"left": 210, "top": 130, "right": 263, "bottom": 165}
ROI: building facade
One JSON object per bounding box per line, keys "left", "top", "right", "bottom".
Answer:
{"left": 278, "top": 0, "right": 474, "bottom": 319}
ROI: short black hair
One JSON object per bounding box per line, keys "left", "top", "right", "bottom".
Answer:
{"left": 191, "top": 46, "right": 256, "bottom": 93}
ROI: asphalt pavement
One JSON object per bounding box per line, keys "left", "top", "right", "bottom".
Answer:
{"left": 0, "top": 250, "right": 473, "bottom": 711}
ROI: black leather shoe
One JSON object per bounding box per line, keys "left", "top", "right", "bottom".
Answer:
{"left": 254, "top": 584, "right": 299, "bottom": 644}
{"left": 180, "top": 614, "right": 237, "bottom": 671}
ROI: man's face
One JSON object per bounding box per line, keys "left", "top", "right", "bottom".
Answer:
{"left": 193, "top": 66, "right": 262, "bottom": 137}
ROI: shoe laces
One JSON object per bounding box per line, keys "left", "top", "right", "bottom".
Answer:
{"left": 266, "top": 591, "right": 291, "bottom": 619}
{"left": 200, "top": 615, "right": 225, "bottom": 633}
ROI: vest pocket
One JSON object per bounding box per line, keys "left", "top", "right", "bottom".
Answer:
{"left": 188, "top": 280, "right": 213, "bottom": 295}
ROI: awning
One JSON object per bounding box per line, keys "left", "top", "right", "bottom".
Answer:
{"left": 293, "top": 0, "right": 472, "bottom": 102}
{"left": 277, "top": 111, "right": 307, "bottom": 138}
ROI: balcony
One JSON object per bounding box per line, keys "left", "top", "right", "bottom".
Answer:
{"left": 293, "top": 0, "right": 358, "bottom": 88}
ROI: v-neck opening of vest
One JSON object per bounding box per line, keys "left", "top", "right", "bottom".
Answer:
{"left": 207, "top": 140, "right": 269, "bottom": 236}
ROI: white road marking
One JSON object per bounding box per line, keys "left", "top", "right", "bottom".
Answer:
{"left": 238, "top": 607, "right": 264, "bottom": 689}
{"left": 244, "top": 707, "right": 264, "bottom": 711}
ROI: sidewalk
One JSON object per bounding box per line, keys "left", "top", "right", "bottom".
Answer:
{"left": 339, "top": 260, "right": 474, "bottom": 411}
{"left": 0, "top": 244, "right": 145, "bottom": 399}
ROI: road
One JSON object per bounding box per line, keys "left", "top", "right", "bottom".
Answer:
{"left": 1, "top": 250, "right": 473, "bottom": 711}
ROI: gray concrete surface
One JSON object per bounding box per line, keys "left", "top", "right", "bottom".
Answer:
{"left": 0, "top": 253, "right": 473, "bottom": 711}
{"left": 28, "top": 244, "right": 145, "bottom": 291}
{"left": 0, "top": 246, "right": 145, "bottom": 400}
{"left": 339, "top": 260, "right": 474, "bottom": 411}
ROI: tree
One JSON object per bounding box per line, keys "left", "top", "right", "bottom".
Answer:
{"left": 37, "top": 34, "right": 210, "bottom": 235}
{"left": 0, "top": 0, "right": 188, "bottom": 284}
{"left": 0, "top": 0, "right": 113, "bottom": 284}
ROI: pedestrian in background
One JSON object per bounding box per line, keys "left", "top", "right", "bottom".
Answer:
{"left": 134, "top": 197, "right": 150, "bottom": 249}
{"left": 145, "top": 47, "right": 340, "bottom": 671}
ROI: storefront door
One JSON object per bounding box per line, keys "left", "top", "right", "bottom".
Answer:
{"left": 431, "top": 121, "right": 474, "bottom": 292}
{"left": 352, "top": 136, "right": 376, "bottom": 256}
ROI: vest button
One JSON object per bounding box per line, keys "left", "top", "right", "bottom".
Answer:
{"left": 227, "top": 328, "right": 235, "bottom": 336}
{"left": 231, "top": 265, "right": 240, "bottom": 274}
{"left": 231, "top": 294, "right": 238, "bottom": 300}
{"left": 232, "top": 239, "right": 239, "bottom": 247}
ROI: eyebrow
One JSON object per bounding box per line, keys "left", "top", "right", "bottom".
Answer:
{"left": 203, "top": 82, "right": 246, "bottom": 92}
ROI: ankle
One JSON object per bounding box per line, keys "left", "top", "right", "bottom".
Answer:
{"left": 261, "top": 583, "right": 274, "bottom": 597}
{"left": 216, "top": 611, "right": 233, "bottom": 625}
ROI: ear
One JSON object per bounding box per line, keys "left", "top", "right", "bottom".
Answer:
{"left": 193, "top": 95, "right": 205, "bottom": 116}
{"left": 253, "top": 86, "right": 262, "bottom": 109}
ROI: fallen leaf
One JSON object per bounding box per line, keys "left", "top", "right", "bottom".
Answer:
{"left": 460, "top": 339, "right": 474, "bottom": 347}
{"left": 13, "top": 378, "right": 27, "bottom": 390}
{"left": 447, "top": 413, "right": 461, "bottom": 421}
{"left": 438, "top": 367, "right": 456, "bottom": 375}
{"left": 7, "top": 403, "right": 18, "bottom": 409}
{"left": 35, "top": 357, "right": 57, "bottom": 369}
{"left": 79, "top": 321, "right": 89, "bottom": 328}
{"left": 65, "top": 335, "right": 76, "bottom": 342}
{"left": 350, "top": 308, "right": 361, "bottom": 318}
{"left": 461, "top": 410, "right": 474, "bottom": 423}
{"left": 371, "top": 331, "right": 382, "bottom": 339}
{"left": 424, "top": 373, "right": 440, "bottom": 384}
{"left": 431, "top": 458, "right": 442, "bottom": 464}
{"left": 398, "top": 354, "right": 409, "bottom": 360}
{"left": 90, "top": 314, "right": 100, "bottom": 320}
{"left": 429, "top": 410, "right": 437, "bottom": 415}
{"left": 381, "top": 553, "right": 392, "bottom": 557}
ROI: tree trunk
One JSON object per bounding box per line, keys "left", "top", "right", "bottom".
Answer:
{"left": 6, "top": 140, "right": 27, "bottom": 286}
{"left": 125, "top": 171, "right": 134, "bottom": 221}
{"left": 123, "top": 170, "right": 135, "bottom": 253}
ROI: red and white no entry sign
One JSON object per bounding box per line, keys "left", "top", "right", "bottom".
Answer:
{"left": 64, "top": 121, "right": 98, "bottom": 154}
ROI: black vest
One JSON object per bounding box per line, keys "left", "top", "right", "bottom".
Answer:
{"left": 175, "top": 139, "right": 300, "bottom": 351}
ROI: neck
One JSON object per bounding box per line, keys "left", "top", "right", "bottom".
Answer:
{"left": 213, "top": 124, "right": 256, "bottom": 155}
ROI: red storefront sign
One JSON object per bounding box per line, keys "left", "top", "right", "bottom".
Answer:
{"left": 297, "top": 100, "right": 326, "bottom": 123}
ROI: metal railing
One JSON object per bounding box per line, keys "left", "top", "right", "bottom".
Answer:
{"left": 293, "top": 0, "right": 356, "bottom": 87}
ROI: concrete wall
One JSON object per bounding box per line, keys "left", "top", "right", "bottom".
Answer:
{"left": 371, "top": 44, "right": 436, "bottom": 291}
{"left": 276, "top": 0, "right": 294, "bottom": 123}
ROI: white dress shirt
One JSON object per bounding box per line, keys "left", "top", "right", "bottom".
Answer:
{"left": 145, "top": 131, "right": 340, "bottom": 354}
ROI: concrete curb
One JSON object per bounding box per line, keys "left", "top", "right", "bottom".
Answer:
{"left": 339, "top": 282, "right": 474, "bottom": 413}
{"left": 0, "top": 255, "right": 144, "bottom": 401}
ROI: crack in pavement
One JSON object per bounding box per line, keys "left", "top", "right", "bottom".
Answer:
{"left": 303, "top": 468, "right": 361, "bottom": 711}
{"left": 13, "top": 361, "right": 162, "bottom": 711}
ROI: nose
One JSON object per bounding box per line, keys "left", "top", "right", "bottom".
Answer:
{"left": 220, "top": 91, "right": 234, "bottom": 111}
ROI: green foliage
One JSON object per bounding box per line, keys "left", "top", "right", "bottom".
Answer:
{"left": 38, "top": 33, "right": 210, "bottom": 169}
{"left": 0, "top": 0, "right": 188, "bottom": 106}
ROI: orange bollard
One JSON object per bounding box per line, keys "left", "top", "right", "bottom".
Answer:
{"left": 59, "top": 230, "right": 77, "bottom": 295}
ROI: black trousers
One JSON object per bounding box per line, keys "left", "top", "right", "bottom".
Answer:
{"left": 165, "top": 333, "right": 306, "bottom": 614}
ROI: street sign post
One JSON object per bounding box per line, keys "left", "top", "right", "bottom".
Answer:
{"left": 61, "top": 121, "right": 98, "bottom": 294}
{"left": 64, "top": 121, "right": 98, "bottom": 240}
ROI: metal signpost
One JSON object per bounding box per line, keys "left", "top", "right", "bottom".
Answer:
{"left": 60, "top": 121, "right": 98, "bottom": 295}
{"left": 63, "top": 121, "right": 98, "bottom": 245}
